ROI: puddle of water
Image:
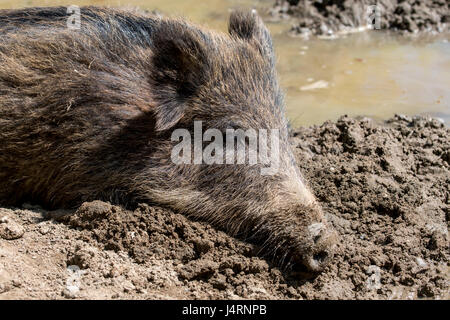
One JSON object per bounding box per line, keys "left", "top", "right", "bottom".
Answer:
{"left": 1, "top": 0, "right": 449, "bottom": 126}
{"left": 277, "top": 31, "right": 450, "bottom": 126}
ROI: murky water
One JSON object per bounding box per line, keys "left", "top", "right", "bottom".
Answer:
{"left": 1, "top": 0, "right": 449, "bottom": 126}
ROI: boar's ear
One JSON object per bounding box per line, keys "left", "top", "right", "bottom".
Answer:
{"left": 228, "top": 10, "right": 275, "bottom": 67}
{"left": 151, "top": 22, "right": 209, "bottom": 131}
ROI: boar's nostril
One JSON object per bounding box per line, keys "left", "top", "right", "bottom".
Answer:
{"left": 303, "top": 250, "right": 330, "bottom": 272}
{"left": 313, "top": 234, "right": 321, "bottom": 243}
{"left": 313, "top": 250, "right": 328, "bottom": 264}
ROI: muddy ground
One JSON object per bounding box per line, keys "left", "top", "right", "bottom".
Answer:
{"left": 0, "top": 115, "right": 448, "bottom": 300}
{"left": 270, "top": 0, "right": 449, "bottom": 37}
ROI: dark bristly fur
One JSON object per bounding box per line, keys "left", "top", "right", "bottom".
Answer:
{"left": 0, "top": 7, "right": 336, "bottom": 272}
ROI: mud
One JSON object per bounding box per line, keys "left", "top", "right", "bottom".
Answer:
{"left": 0, "top": 115, "right": 448, "bottom": 299}
{"left": 270, "top": 0, "right": 449, "bottom": 38}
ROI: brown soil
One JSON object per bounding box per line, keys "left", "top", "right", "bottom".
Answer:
{"left": 0, "top": 115, "right": 448, "bottom": 300}
{"left": 270, "top": 0, "right": 449, "bottom": 37}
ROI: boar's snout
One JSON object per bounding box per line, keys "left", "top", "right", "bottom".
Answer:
{"left": 275, "top": 177, "right": 337, "bottom": 272}
{"left": 262, "top": 200, "right": 337, "bottom": 273}
{"left": 300, "top": 221, "right": 337, "bottom": 272}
